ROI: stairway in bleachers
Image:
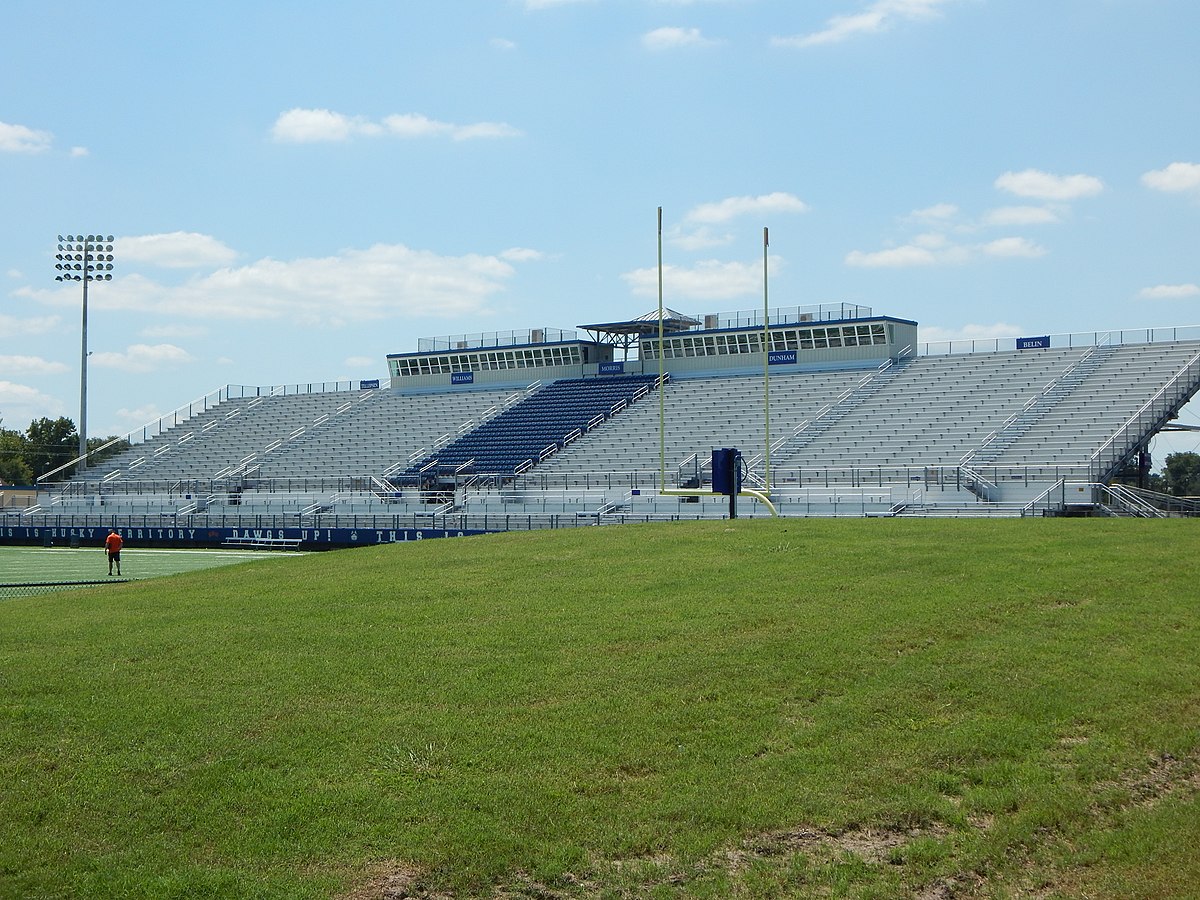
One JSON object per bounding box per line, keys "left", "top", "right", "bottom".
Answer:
{"left": 968, "top": 344, "right": 1117, "bottom": 465}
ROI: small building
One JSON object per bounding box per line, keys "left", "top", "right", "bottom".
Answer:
{"left": 387, "top": 303, "right": 917, "bottom": 391}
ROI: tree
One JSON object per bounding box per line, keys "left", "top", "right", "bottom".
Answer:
{"left": 0, "top": 426, "right": 33, "bottom": 484}
{"left": 1161, "top": 451, "right": 1200, "bottom": 497}
{"left": 24, "top": 417, "right": 79, "bottom": 481}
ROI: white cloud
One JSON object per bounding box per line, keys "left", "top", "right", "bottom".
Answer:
{"left": 344, "top": 356, "right": 376, "bottom": 368}
{"left": 982, "top": 206, "right": 1060, "bottom": 226}
{"left": 772, "top": 0, "right": 957, "bottom": 48}
{"left": 919, "top": 322, "right": 1026, "bottom": 343}
{"left": 272, "top": 108, "right": 368, "bottom": 142}
{"left": 908, "top": 203, "right": 959, "bottom": 223}
{"left": 449, "top": 121, "right": 523, "bottom": 141}
{"left": 684, "top": 192, "right": 809, "bottom": 224}
{"left": 1138, "top": 283, "right": 1200, "bottom": 300}
{"left": 642, "top": 27, "right": 716, "bottom": 49}
{"left": 499, "top": 247, "right": 545, "bottom": 262}
{"left": 119, "top": 232, "right": 239, "bottom": 268}
{"left": 668, "top": 226, "right": 734, "bottom": 251}
{"left": 380, "top": 113, "right": 454, "bottom": 139}
{"left": 273, "top": 108, "right": 522, "bottom": 143}
{"left": 25, "top": 243, "right": 523, "bottom": 327}
{"left": 0, "top": 381, "right": 65, "bottom": 424}
{"left": 981, "top": 236, "right": 1047, "bottom": 259}
{"left": 995, "top": 169, "right": 1104, "bottom": 201}
{"left": 491, "top": 37, "right": 517, "bottom": 50}
{"left": 621, "top": 258, "right": 771, "bottom": 300}
{"left": 0, "top": 314, "right": 61, "bottom": 336}
{"left": 1141, "top": 162, "right": 1200, "bottom": 195}
{"left": 0, "top": 120, "right": 53, "bottom": 153}
{"left": 0, "top": 356, "right": 69, "bottom": 376}
{"left": 70, "top": 146, "right": 89, "bottom": 158}
{"left": 845, "top": 244, "right": 939, "bottom": 268}
{"left": 90, "top": 344, "right": 195, "bottom": 374}
{"left": 846, "top": 233, "right": 1044, "bottom": 267}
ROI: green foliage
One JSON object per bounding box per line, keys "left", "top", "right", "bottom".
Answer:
{"left": 1161, "top": 451, "right": 1200, "bottom": 497}
{"left": 23, "top": 416, "right": 78, "bottom": 480}
{"left": 0, "top": 427, "right": 33, "bottom": 484}
{"left": 0, "top": 413, "right": 129, "bottom": 483}
{"left": 1, "top": 520, "right": 1198, "bottom": 898}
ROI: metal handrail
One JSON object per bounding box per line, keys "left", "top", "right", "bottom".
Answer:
{"left": 1089, "top": 348, "right": 1200, "bottom": 475}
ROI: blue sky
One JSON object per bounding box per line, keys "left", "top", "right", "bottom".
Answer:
{"left": 3, "top": 0, "right": 1199, "bottom": 460}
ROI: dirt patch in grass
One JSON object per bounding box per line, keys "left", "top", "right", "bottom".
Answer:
{"left": 719, "top": 822, "right": 950, "bottom": 872}
{"left": 342, "top": 751, "right": 1200, "bottom": 899}
{"left": 338, "top": 860, "right": 444, "bottom": 900}
{"left": 1109, "top": 751, "right": 1200, "bottom": 810}
{"left": 343, "top": 823, "right": 955, "bottom": 898}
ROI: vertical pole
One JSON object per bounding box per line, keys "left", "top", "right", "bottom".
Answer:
{"left": 79, "top": 248, "right": 89, "bottom": 473}
{"left": 762, "top": 226, "right": 770, "bottom": 491}
{"left": 658, "top": 207, "right": 665, "bottom": 491}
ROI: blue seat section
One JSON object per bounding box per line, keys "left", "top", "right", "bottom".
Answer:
{"left": 404, "top": 375, "right": 659, "bottom": 477}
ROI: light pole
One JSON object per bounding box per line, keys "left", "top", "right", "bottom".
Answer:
{"left": 55, "top": 234, "right": 114, "bottom": 473}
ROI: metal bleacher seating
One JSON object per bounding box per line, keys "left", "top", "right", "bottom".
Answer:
{"left": 403, "top": 375, "right": 660, "bottom": 478}
{"left": 35, "top": 335, "right": 1200, "bottom": 524}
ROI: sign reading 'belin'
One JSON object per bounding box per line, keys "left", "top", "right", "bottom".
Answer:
{"left": 1017, "top": 335, "right": 1050, "bottom": 350}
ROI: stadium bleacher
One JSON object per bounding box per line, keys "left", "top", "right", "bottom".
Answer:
{"left": 10, "top": 308, "right": 1200, "bottom": 547}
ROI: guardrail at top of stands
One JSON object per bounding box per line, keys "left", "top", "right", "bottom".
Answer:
{"left": 916, "top": 325, "right": 1200, "bottom": 357}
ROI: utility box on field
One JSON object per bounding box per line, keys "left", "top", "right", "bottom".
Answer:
{"left": 711, "top": 448, "right": 742, "bottom": 496}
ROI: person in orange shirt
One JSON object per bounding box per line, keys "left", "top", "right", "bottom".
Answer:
{"left": 104, "top": 529, "right": 123, "bottom": 576}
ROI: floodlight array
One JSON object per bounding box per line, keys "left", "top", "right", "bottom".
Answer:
{"left": 55, "top": 234, "right": 115, "bottom": 282}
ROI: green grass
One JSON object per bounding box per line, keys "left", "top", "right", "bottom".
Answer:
{"left": 1, "top": 519, "right": 1198, "bottom": 898}
{"left": 0, "top": 545, "right": 302, "bottom": 586}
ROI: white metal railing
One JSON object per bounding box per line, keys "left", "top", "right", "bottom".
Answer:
{"left": 1089, "top": 347, "right": 1200, "bottom": 478}
{"left": 1099, "top": 483, "right": 1167, "bottom": 518}
{"left": 917, "top": 325, "right": 1200, "bottom": 357}
{"left": 961, "top": 339, "right": 1110, "bottom": 465}
{"left": 39, "top": 380, "right": 387, "bottom": 485}
{"left": 745, "top": 349, "right": 908, "bottom": 472}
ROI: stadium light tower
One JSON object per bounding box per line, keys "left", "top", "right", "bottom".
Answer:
{"left": 55, "top": 234, "right": 115, "bottom": 473}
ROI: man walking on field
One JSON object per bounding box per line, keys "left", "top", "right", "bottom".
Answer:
{"left": 104, "top": 529, "right": 123, "bottom": 576}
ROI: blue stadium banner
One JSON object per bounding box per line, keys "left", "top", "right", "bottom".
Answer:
{"left": 1017, "top": 335, "right": 1050, "bottom": 350}
{"left": 451, "top": 371, "right": 474, "bottom": 384}
{"left": 0, "top": 524, "right": 486, "bottom": 548}
{"left": 359, "top": 378, "right": 380, "bottom": 389}
{"left": 599, "top": 361, "right": 625, "bottom": 375}
{"left": 768, "top": 350, "right": 798, "bottom": 365}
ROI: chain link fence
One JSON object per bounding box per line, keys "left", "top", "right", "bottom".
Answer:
{"left": 0, "top": 580, "right": 131, "bottom": 600}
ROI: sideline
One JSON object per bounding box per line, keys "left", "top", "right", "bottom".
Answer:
{"left": 36, "top": 546, "right": 308, "bottom": 558}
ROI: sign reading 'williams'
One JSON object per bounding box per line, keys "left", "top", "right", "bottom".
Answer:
{"left": 451, "top": 371, "right": 474, "bottom": 384}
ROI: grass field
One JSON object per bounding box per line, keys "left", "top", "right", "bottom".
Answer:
{"left": 0, "top": 545, "right": 303, "bottom": 589}
{"left": 0, "top": 519, "right": 1198, "bottom": 899}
